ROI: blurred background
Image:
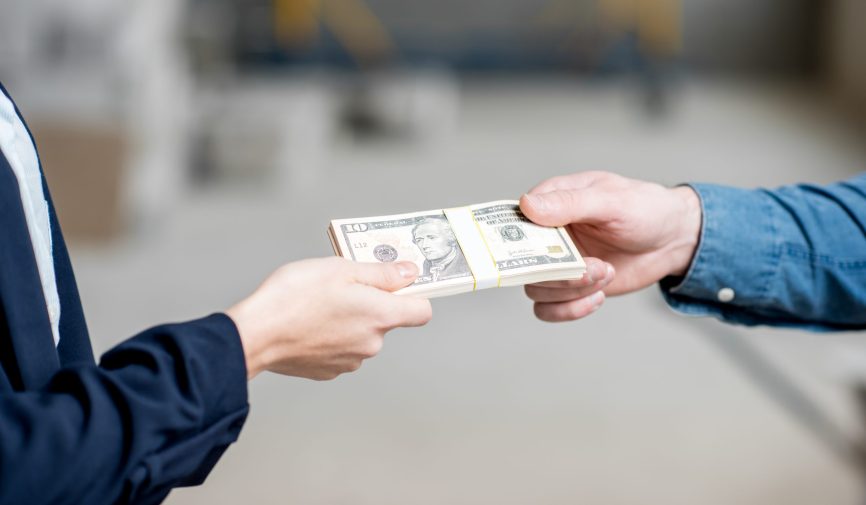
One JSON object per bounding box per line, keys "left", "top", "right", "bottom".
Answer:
{"left": 2, "top": 0, "right": 866, "bottom": 503}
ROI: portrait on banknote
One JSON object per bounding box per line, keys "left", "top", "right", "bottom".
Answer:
{"left": 411, "top": 217, "right": 471, "bottom": 281}
{"left": 333, "top": 213, "right": 473, "bottom": 287}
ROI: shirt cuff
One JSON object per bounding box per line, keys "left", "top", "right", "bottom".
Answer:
{"left": 181, "top": 313, "right": 249, "bottom": 427}
{"left": 101, "top": 312, "right": 250, "bottom": 428}
{"left": 659, "top": 183, "right": 781, "bottom": 324}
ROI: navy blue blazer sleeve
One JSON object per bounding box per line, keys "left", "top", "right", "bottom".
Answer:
{"left": 0, "top": 313, "right": 249, "bottom": 505}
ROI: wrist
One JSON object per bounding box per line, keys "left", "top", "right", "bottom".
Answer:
{"left": 226, "top": 301, "right": 269, "bottom": 380}
{"left": 667, "top": 185, "right": 702, "bottom": 277}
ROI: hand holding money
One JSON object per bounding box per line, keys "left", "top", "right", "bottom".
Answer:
{"left": 227, "top": 258, "right": 432, "bottom": 380}
{"left": 329, "top": 200, "right": 587, "bottom": 298}
{"left": 520, "top": 171, "right": 702, "bottom": 321}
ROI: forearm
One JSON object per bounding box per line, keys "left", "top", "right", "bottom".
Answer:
{"left": 660, "top": 175, "right": 866, "bottom": 330}
{"left": 0, "top": 314, "right": 249, "bottom": 505}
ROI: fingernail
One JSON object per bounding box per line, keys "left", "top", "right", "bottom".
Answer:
{"left": 398, "top": 262, "right": 418, "bottom": 279}
{"left": 600, "top": 264, "right": 615, "bottom": 286}
{"left": 592, "top": 291, "right": 605, "bottom": 305}
{"left": 589, "top": 262, "right": 606, "bottom": 283}
{"left": 523, "top": 193, "right": 546, "bottom": 213}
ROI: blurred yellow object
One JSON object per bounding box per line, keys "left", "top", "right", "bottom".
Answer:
{"left": 635, "top": 0, "right": 680, "bottom": 55}
{"left": 272, "top": 0, "right": 395, "bottom": 66}
{"left": 598, "top": 0, "right": 681, "bottom": 55}
{"left": 274, "top": 0, "right": 320, "bottom": 45}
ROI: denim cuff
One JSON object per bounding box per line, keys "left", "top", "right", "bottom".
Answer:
{"left": 659, "top": 183, "right": 780, "bottom": 322}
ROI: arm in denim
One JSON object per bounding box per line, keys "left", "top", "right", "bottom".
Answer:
{"left": 660, "top": 174, "right": 866, "bottom": 331}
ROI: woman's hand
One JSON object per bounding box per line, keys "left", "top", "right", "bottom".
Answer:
{"left": 227, "top": 257, "right": 432, "bottom": 380}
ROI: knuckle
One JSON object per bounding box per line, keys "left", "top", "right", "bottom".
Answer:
{"left": 535, "top": 301, "right": 580, "bottom": 323}
{"left": 560, "top": 190, "right": 579, "bottom": 212}
{"left": 331, "top": 256, "right": 354, "bottom": 271}
{"left": 525, "top": 285, "right": 553, "bottom": 301}
{"left": 325, "top": 256, "right": 346, "bottom": 266}
{"left": 361, "top": 338, "right": 383, "bottom": 358}
{"left": 420, "top": 301, "right": 433, "bottom": 322}
{"left": 411, "top": 300, "right": 433, "bottom": 324}
{"left": 370, "top": 266, "right": 396, "bottom": 289}
{"left": 564, "top": 299, "right": 592, "bottom": 320}
{"left": 313, "top": 370, "right": 340, "bottom": 381}
{"left": 274, "top": 263, "right": 295, "bottom": 279}
{"left": 340, "top": 259, "right": 361, "bottom": 277}
{"left": 334, "top": 261, "right": 353, "bottom": 278}
{"left": 383, "top": 268, "right": 401, "bottom": 286}
{"left": 533, "top": 303, "right": 555, "bottom": 322}
{"left": 376, "top": 309, "right": 400, "bottom": 329}
{"left": 545, "top": 174, "right": 574, "bottom": 190}
{"left": 385, "top": 304, "right": 413, "bottom": 327}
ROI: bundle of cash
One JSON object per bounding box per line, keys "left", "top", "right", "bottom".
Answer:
{"left": 328, "top": 200, "right": 586, "bottom": 298}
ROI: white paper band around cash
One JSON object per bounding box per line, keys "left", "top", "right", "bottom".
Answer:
{"left": 443, "top": 207, "right": 501, "bottom": 290}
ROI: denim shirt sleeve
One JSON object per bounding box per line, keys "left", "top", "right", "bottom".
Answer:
{"left": 660, "top": 173, "right": 866, "bottom": 331}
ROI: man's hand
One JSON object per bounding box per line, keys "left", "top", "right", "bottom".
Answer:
{"left": 227, "top": 257, "right": 432, "bottom": 380}
{"left": 520, "top": 171, "right": 702, "bottom": 322}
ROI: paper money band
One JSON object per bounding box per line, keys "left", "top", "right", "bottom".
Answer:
{"left": 444, "top": 207, "right": 500, "bottom": 290}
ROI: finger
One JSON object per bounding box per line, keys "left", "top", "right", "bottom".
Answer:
{"left": 520, "top": 189, "right": 618, "bottom": 226}
{"left": 534, "top": 291, "right": 605, "bottom": 322}
{"left": 528, "top": 261, "right": 614, "bottom": 289}
{"left": 377, "top": 295, "right": 433, "bottom": 328}
{"left": 353, "top": 261, "right": 419, "bottom": 291}
{"left": 396, "top": 297, "right": 433, "bottom": 328}
{"left": 520, "top": 189, "right": 615, "bottom": 228}
{"left": 524, "top": 260, "right": 612, "bottom": 302}
{"left": 526, "top": 171, "right": 609, "bottom": 195}
{"left": 525, "top": 284, "right": 606, "bottom": 303}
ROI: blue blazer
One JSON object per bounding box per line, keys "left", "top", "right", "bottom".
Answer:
{"left": 0, "top": 82, "right": 248, "bottom": 504}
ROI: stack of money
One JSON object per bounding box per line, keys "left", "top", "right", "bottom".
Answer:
{"left": 328, "top": 200, "right": 586, "bottom": 298}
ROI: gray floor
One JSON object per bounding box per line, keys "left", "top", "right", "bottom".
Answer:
{"left": 71, "top": 77, "right": 866, "bottom": 504}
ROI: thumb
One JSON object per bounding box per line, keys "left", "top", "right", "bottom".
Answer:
{"left": 520, "top": 190, "right": 612, "bottom": 227}
{"left": 353, "top": 261, "right": 419, "bottom": 291}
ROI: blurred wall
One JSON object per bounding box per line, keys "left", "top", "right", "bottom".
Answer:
{"left": 681, "top": 0, "right": 822, "bottom": 75}
{"left": 230, "top": 0, "right": 822, "bottom": 74}
{"left": 1, "top": 0, "right": 856, "bottom": 245}
{"left": 826, "top": 0, "right": 866, "bottom": 120}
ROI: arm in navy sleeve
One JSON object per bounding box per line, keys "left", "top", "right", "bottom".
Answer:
{"left": 660, "top": 173, "right": 866, "bottom": 331}
{"left": 0, "top": 313, "right": 249, "bottom": 505}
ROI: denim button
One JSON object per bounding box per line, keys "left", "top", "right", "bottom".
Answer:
{"left": 717, "top": 287, "right": 735, "bottom": 303}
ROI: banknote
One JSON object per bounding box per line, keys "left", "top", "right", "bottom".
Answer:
{"left": 329, "top": 200, "right": 585, "bottom": 297}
